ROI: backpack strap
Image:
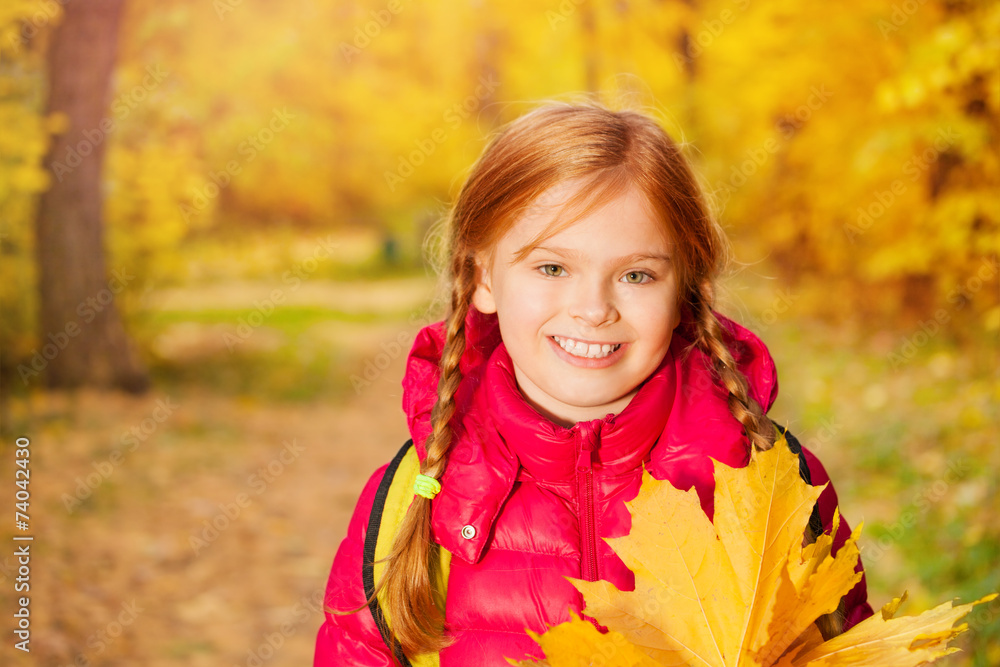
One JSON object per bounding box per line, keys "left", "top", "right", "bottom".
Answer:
{"left": 363, "top": 440, "right": 450, "bottom": 667}
{"left": 773, "top": 422, "right": 825, "bottom": 540}
{"left": 363, "top": 440, "right": 414, "bottom": 666}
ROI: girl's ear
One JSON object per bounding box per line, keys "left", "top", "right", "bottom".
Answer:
{"left": 471, "top": 255, "right": 497, "bottom": 314}
{"left": 670, "top": 302, "right": 682, "bottom": 331}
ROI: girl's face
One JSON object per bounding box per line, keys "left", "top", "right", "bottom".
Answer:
{"left": 473, "top": 181, "right": 681, "bottom": 427}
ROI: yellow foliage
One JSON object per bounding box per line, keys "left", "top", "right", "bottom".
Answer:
{"left": 3, "top": 0, "right": 998, "bottom": 355}
{"left": 104, "top": 137, "right": 208, "bottom": 290}
{"left": 0, "top": 0, "right": 64, "bottom": 361}
{"left": 512, "top": 439, "right": 996, "bottom": 667}
{"left": 519, "top": 616, "right": 662, "bottom": 667}
{"left": 774, "top": 593, "right": 996, "bottom": 667}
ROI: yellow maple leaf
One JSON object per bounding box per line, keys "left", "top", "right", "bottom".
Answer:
{"left": 511, "top": 436, "right": 995, "bottom": 667}
{"left": 774, "top": 592, "right": 997, "bottom": 667}
{"left": 516, "top": 614, "right": 662, "bottom": 667}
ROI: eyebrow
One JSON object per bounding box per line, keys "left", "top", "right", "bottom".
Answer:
{"left": 526, "top": 245, "right": 672, "bottom": 265}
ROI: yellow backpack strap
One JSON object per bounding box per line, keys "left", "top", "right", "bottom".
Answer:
{"left": 363, "top": 440, "right": 451, "bottom": 667}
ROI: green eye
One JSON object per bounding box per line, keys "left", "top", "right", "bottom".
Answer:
{"left": 542, "top": 265, "right": 564, "bottom": 277}
{"left": 623, "top": 271, "right": 648, "bottom": 284}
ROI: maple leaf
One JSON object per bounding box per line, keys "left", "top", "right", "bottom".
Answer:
{"left": 511, "top": 436, "right": 996, "bottom": 667}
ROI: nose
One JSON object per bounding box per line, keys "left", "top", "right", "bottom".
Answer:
{"left": 568, "top": 277, "right": 618, "bottom": 328}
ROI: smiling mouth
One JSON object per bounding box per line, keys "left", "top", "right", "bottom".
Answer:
{"left": 551, "top": 336, "right": 623, "bottom": 359}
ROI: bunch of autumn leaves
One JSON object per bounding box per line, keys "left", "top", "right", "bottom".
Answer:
{"left": 514, "top": 437, "right": 994, "bottom": 667}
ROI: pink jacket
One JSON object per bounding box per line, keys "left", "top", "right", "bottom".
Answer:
{"left": 314, "top": 309, "right": 873, "bottom": 666}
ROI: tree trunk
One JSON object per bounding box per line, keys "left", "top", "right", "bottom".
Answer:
{"left": 35, "top": 0, "right": 149, "bottom": 392}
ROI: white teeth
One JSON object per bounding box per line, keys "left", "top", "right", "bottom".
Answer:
{"left": 553, "top": 336, "right": 621, "bottom": 359}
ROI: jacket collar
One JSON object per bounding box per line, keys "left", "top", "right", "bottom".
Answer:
{"left": 484, "top": 344, "right": 675, "bottom": 481}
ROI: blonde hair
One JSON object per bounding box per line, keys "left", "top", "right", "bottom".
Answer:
{"left": 376, "top": 101, "right": 780, "bottom": 660}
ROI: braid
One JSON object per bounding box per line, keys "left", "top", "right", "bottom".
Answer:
{"left": 689, "top": 284, "right": 776, "bottom": 453}
{"left": 421, "top": 260, "right": 474, "bottom": 479}
{"left": 373, "top": 255, "right": 476, "bottom": 661}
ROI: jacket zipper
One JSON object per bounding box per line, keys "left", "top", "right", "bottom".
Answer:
{"left": 576, "top": 420, "right": 601, "bottom": 582}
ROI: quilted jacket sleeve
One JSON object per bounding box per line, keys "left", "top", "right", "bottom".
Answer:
{"left": 801, "top": 446, "right": 875, "bottom": 631}
{"left": 314, "top": 463, "right": 396, "bottom": 667}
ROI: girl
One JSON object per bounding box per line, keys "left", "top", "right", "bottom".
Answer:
{"left": 314, "top": 102, "right": 873, "bottom": 666}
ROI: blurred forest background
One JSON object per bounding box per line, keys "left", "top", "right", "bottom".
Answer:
{"left": 0, "top": 0, "right": 997, "bottom": 665}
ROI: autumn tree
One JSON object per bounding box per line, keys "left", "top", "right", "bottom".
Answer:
{"left": 34, "top": 0, "right": 148, "bottom": 391}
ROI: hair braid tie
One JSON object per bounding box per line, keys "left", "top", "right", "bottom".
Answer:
{"left": 413, "top": 474, "right": 441, "bottom": 499}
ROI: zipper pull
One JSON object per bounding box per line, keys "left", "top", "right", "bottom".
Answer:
{"left": 575, "top": 418, "right": 602, "bottom": 471}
